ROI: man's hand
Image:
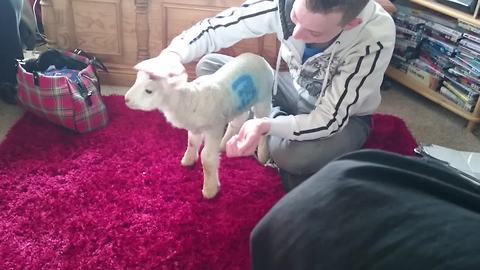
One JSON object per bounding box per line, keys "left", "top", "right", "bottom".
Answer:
{"left": 226, "top": 118, "right": 271, "bottom": 157}
{"left": 134, "top": 50, "right": 186, "bottom": 79}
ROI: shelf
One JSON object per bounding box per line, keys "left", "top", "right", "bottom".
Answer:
{"left": 386, "top": 67, "right": 480, "bottom": 124}
{"left": 410, "top": 0, "right": 480, "bottom": 27}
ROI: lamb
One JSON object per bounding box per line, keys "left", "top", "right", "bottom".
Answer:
{"left": 124, "top": 53, "right": 274, "bottom": 199}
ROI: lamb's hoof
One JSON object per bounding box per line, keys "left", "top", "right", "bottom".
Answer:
{"left": 181, "top": 154, "right": 197, "bottom": 167}
{"left": 219, "top": 141, "right": 227, "bottom": 152}
{"left": 202, "top": 185, "right": 220, "bottom": 199}
{"left": 256, "top": 149, "right": 270, "bottom": 165}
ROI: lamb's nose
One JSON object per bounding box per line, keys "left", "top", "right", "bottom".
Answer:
{"left": 125, "top": 97, "right": 130, "bottom": 103}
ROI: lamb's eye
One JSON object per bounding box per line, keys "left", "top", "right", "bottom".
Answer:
{"left": 145, "top": 89, "right": 153, "bottom": 94}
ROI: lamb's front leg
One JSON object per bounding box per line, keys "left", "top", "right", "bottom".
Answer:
{"left": 181, "top": 131, "right": 203, "bottom": 167}
{"left": 201, "top": 128, "right": 223, "bottom": 199}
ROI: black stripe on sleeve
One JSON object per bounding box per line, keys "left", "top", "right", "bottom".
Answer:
{"left": 293, "top": 42, "right": 384, "bottom": 137}
{"left": 212, "top": 11, "right": 236, "bottom": 20}
{"left": 188, "top": 7, "right": 278, "bottom": 45}
{"left": 215, "top": 0, "right": 275, "bottom": 19}
{"left": 331, "top": 42, "right": 384, "bottom": 135}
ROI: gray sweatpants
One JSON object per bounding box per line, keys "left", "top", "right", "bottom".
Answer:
{"left": 196, "top": 53, "right": 372, "bottom": 176}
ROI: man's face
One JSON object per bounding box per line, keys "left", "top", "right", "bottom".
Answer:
{"left": 290, "top": 0, "right": 345, "bottom": 43}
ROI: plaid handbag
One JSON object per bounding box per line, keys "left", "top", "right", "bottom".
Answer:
{"left": 16, "top": 49, "right": 109, "bottom": 133}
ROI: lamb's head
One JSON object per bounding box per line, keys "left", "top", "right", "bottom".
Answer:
{"left": 124, "top": 71, "right": 188, "bottom": 111}
{"left": 124, "top": 71, "right": 163, "bottom": 111}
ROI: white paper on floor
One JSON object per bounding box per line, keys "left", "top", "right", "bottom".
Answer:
{"left": 415, "top": 144, "right": 480, "bottom": 182}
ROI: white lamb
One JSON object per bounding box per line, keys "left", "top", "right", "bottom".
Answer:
{"left": 125, "top": 53, "right": 274, "bottom": 199}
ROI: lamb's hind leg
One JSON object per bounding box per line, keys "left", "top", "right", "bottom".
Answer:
{"left": 201, "top": 128, "right": 224, "bottom": 199}
{"left": 181, "top": 131, "right": 203, "bottom": 167}
{"left": 252, "top": 101, "right": 272, "bottom": 165}
{"left": 220, "top": 111, "right": 250, "bottom": 151}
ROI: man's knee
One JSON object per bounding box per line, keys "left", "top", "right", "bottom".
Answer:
{"left": 268, "top": 137, "right": 323, "bottom": 175}
{"left": 268, "top": 118, "right": 372, "bottom": 175}
{"left": 195, "top": 53, "right": 230, "bottom": 77}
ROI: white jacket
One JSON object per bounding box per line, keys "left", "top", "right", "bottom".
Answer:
{"left": 166, "top": 0, "right": 395, "bottom": 141}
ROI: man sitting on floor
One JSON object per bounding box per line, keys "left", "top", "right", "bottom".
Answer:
{"left": 134, "top": 0, "right": 396, "bottom": 189}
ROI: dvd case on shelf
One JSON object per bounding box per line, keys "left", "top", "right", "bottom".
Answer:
{"left": 390, "top": 5, "right": 480, "bottom": 113}
{"left": 440, "top": 86, "right": 475, "bottom": 112}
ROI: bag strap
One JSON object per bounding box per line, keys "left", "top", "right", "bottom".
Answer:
{"left": 33, "top": 71, "right": 40, "bottom": 86}
{"left": 70, "top": 48, "right": 107, "bottom": 97}
{"left": 80, "top": 72, "right": 101, "bottom": 98}
{"left": 75, "top": 77, "right": 93, "bottom": 106}
{"left": 73, "top": 48, "right": 108, "bottom": 72}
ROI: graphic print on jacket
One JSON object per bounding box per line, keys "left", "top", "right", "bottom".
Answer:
{"left": 296, "top": 54, "right": 342, "bottom": 98}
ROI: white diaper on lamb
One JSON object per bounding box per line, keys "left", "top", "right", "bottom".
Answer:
{"left": 125, "top": 53, "right": 274, "bottom": 199}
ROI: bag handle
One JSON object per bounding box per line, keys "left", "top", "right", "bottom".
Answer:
{"left": 73, "top": 48, "right": 108, "bottom": 72}
{"left": 76, "top": 78, "right": 93, "bottom": 106}
{"left": 80, "top": 70, "right": 106, "bottom": 99}
{"left": 71, "top": 49, "right": 107, "bottom": 96}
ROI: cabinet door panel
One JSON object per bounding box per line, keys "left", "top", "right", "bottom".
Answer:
{"left": 71, "top": 0, "right": 122, "bottom": 55}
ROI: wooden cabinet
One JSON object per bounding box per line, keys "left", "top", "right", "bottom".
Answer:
{"left": 40, "top": 0, "right": 280, "bottom": 86}
{"left": 410, "top": 0, "right": 480, "bottom": 24}
{"left": 386, "top": 0, "right": 480, "bottom": 131}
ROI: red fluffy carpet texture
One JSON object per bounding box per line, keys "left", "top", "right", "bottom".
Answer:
{"left": 364, "top": 114, "right": 418, "bottom": 156}
{"left": 0, "top": 96, "right": 284, "bottom": 269}
{"left": 0, "top": 96, "right": 417, "bottom": 269}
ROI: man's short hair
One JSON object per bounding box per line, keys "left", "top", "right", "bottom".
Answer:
{"left": 306, "top": 0, "right": 370, "bottom": 25}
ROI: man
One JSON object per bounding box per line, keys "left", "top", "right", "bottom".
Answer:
{"left": 0, "top": 0, "right": 25, "bottom": 104}
{"left": 135, "top": 0, "right": 396, "bottom": 190}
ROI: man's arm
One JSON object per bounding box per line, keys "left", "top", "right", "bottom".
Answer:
{"left": 135, "top": 0, "right": 281, "bottom": 78}
{"left": 166, "top": 0, "right": 281, "bottom": 64}
{"left": 226, "top": 118, "right": 271, "bottom": 157}
{"left": 268, "top": 41, "right": 394, "bottom": 141}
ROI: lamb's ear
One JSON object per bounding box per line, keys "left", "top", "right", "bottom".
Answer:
{"left": 166, "top": 72, "right": 188, "bottom": 89}
{"left": 136, "top": 70, "right": 151, "bottom": 82}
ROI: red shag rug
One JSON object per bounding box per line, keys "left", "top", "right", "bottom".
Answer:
{"left": 364, "top": 114, "right": 418, "bottom": 156}
{"left": 0, "top": 96, "right": 416, "bottom": 269}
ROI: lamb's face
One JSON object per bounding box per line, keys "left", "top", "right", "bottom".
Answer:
{"left": 124, "top": 71, "right": 166, "bottom": 111}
